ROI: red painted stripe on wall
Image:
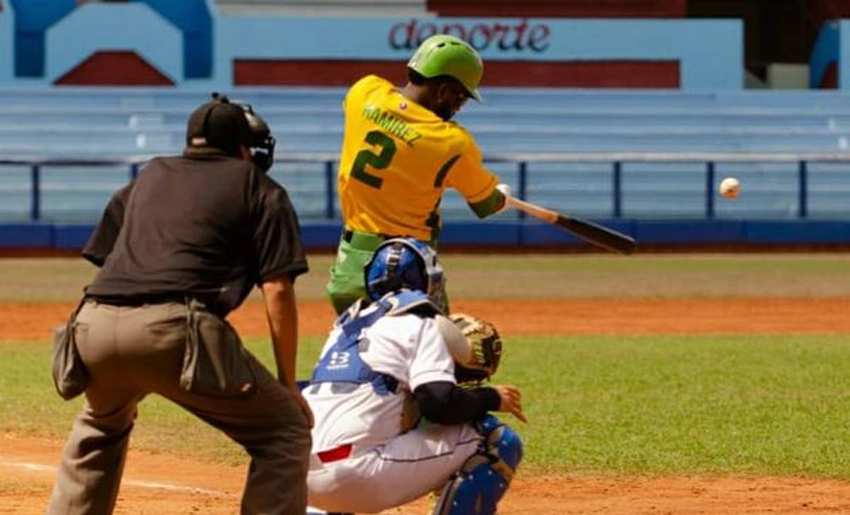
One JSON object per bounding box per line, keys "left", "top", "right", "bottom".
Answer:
{"left": 234, "top": 60, "right": 680, "bottom": 88}
{"left": 55, "top": 51, "right": 174, "bottom": 86}
{"left": 820, "top": 63, "right": 838, "bottom": 89}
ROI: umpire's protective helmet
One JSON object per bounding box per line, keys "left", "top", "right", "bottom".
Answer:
{"left": 239, "top": 102, "right": 276, "bottom": 172}
{"left": 186, "top": 93, "right": 276, "bottom": 171}
{"left": 408, "top": 34, "right": 483, "bottom": 101}
{"left": 364, "top": 237, "right": 444, "bottom": 303}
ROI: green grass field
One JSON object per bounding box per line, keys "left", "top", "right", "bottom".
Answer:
{"left": 2, "top": 254, "right": 849, "bottom": 479}
{"left": 3, "top": 334, "right": 850, "bottom": 477}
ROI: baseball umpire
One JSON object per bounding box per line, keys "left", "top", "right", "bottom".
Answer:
{"left": 47, "top": 94, "right": 312, "bottom": 515}
{"left": 326, "top": 34, "right": 512, "bottom": 314}
{"left": 306, "top": 237, "right": 524, "bottom": 514}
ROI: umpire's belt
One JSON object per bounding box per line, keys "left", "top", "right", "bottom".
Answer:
{"left": 316, "top": 443, "right": 353, "bottom": 464}
{"left": 341, "top": 228, "right": 392, "bottom": 250}
{"left": 86, "top": 292, "right": 216, "bottom": 308}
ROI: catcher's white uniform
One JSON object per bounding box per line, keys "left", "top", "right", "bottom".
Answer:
{"left": 304, "top": 295, "right": 481, "bottom": 514}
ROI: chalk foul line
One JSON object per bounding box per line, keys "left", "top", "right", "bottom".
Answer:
{"left": 0, "top": 459, "right": 231, "bottom": 497}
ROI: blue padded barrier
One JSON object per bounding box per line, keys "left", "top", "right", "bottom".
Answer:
{"left": 633, "top": 220, "right": 746, "bottom": 244}
{"left": 6, "top": 220, "right": 850, "bottom": 252}
{"left": 744, "top": 220, "right": 850, "bottom": 244}
{"left": 298, "top": 223, "right": 345, "bottom": 249}
{"left": 440, "top": 222, "right": 522, "bottom": 247}
{"left": 520, "top": 219, "right": 636, "bottom": 247}
{"left": 53, "top": 224, "right": 98, "bottom": 250}
{"left": 0, "top": 223, "right": 54, "bottom": 247}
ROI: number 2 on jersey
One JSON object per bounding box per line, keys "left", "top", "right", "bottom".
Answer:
{"left": 351, "top": 130, "right": 397, "bottom": 189}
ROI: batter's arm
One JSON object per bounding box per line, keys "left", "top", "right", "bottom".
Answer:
{"left": 468, "top": 188, "right": 506, "bottom": 218}
{"left": 443, "top": 140, "right": 504, "bottom": 219}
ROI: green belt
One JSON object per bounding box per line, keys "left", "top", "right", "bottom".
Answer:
{"left": 341, "top": 228, "right": 389, "bottom": 251}
{"left": 341, "top": 228, "right": 438, "bottom": 251}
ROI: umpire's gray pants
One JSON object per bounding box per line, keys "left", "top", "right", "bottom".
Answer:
{"left": 46, "top": 300, "right": 311, "bottom": 515}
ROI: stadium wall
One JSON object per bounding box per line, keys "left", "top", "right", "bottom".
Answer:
{"left": 0, "top": 2, "right": 742, "bottom": 89}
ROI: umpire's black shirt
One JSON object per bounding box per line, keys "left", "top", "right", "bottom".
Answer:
{"left": 83, "top": 148, "right": 308, "bottom": 316}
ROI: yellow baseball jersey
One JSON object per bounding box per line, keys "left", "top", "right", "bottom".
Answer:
{"left": 338, "top": 75, "right": 499, "bottom": 242}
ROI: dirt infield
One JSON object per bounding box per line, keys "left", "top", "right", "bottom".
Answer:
{"left": 4, "top": 430, "right": 850, "bottom": 514}
{"left": 3, "top": 297, "right": 850, "bottom": 341}
{"left": 3, "top": 297, "right": 850, "bottom": 514}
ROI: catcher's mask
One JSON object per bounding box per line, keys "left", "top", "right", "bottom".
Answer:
{"left": 186, "top": 92, "right": 276, "bottom": 172}
{"left": 364, "top": 237, "right": 444, "bottom": 303}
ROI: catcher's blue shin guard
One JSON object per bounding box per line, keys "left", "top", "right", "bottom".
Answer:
{"left": 432, "top": 415, "right": 523, "bottom": 515}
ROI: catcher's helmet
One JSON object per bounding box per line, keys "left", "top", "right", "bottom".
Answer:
{"left": 364, "top": 237, "right": 444, "bottom": 303}
{"left": 408, "top": 34, "right": 483, "bottom": 101}
{"left": 186, "top": 93, "right": 276, "bottom": 171}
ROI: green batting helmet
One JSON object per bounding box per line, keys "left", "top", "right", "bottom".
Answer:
{"left": 407, "top": 34, "right": 483, "bottom": 101}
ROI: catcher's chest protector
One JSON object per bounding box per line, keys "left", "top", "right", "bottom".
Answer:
{"left": 310, "top": 291, "right": 439, "bottom": 396}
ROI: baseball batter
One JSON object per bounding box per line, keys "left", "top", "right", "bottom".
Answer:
{"left": 306, "top": 238, "right": 524, "bottom": 514}
{"left": 326, "top": 34, "right": 510, "bottom": 314}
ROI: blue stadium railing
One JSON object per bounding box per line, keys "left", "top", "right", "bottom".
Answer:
{"left": 4, "top": 152, "right": 850, "bottom": 223}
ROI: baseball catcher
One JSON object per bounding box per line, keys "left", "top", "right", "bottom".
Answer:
{"left": 304, "top": 237, "right": 524, "bottom": 515}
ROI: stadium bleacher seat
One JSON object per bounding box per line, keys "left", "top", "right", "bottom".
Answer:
{"left": 5, "top": 87, "right": 850, "bottom": 156}
{"left": 2, "top": 86, "right": 850, "bottom": 222}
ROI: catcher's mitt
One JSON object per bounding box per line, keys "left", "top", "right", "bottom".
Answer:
{"left": 440, "top": 313, "right": 502, "bottom": 384}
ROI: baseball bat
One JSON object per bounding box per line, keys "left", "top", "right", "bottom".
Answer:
{"left": 504, "top": 195, "right": 636, "bottom": 255}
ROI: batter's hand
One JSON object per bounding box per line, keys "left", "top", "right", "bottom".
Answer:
{"left": 495, "top": 184, "right": 513, "bottom": 213}
{"left": 492, "top": 384, "right": 527, "bottom": 423}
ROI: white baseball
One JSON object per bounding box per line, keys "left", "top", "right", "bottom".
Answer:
{"left": 719, "top": 177, "right": 740, "bottom": 199}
